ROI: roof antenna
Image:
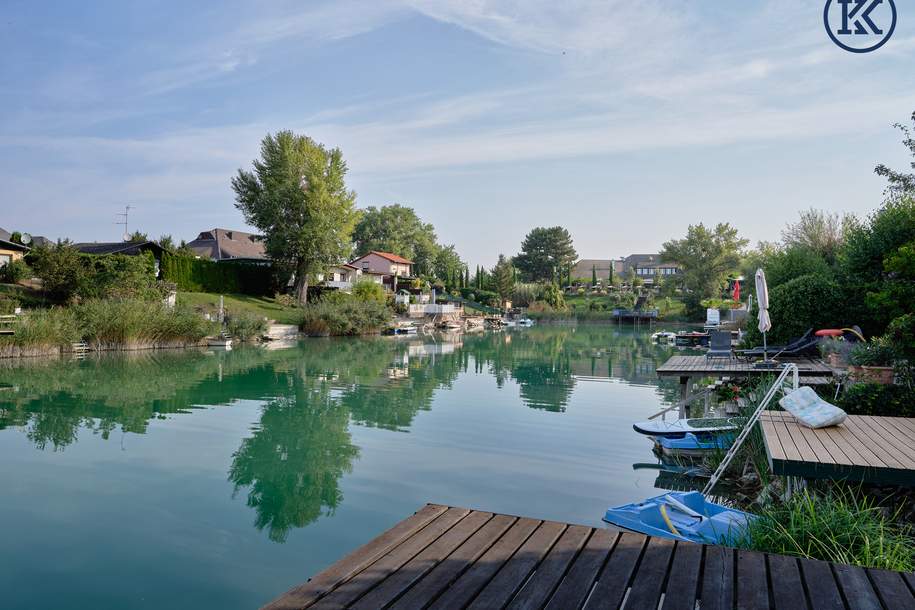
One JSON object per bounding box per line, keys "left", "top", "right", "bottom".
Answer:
{"left": 115, "top": 205, "right": 134, "bottom": 241}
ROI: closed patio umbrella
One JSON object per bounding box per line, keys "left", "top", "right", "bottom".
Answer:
{"left": 755, "top": 269, "right": 771, "bottom": 361}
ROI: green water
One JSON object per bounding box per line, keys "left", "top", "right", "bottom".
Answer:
{"left": 0, "top": 325, "right": 685, "bottom": 609}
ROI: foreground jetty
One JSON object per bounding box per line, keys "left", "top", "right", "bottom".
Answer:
{"left": 264, "top": 503, "right": 914, "bottom": 609}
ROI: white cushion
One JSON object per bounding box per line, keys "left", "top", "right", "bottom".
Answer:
{"left": 778, "top": 386, "right": 847, "bottom": 429}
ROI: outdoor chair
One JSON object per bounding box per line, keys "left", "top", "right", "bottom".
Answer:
{"left": 706, "top": 331, "right": 734, "bottom": 362}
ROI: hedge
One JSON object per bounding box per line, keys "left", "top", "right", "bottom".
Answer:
{"left": 160, "top": 252, "right": 280, "bottom": 296}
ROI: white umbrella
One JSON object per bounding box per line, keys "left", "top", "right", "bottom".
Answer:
{"left": 755, "top": 268, "right": 771, "bottom": 360}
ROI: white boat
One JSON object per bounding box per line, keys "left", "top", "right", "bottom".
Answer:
{"left": 632, "top": 417, "right": 740, "bottom": 438}
{"left": 515, "top": 318, "right": 534, "bottom": 327}
{"left": 651, "top": 331, "right": 677, "bottom": 342}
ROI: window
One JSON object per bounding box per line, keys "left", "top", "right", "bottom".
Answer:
{"left": 0, "top": 254, "right": 10, "bottom": 267}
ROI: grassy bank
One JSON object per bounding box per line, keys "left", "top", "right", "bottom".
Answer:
{"left": 177, "top": 292, "right": 302, "bottom": 324}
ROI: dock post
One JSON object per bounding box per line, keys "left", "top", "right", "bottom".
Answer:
{"left": 679, "top": 375, "right": 691, "bottom": 418}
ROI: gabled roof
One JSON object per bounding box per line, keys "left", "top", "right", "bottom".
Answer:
{"left": 354, "top": 251, "right": 413, "bottom": 264}
{"left": 0, "top": 238, "right": 29, "bottom": 252}
{"left": 72, "top": 241, "right": 165, "bottom": 257}
{"left": 186, "top": 228, "right": 267, "bottom": 261}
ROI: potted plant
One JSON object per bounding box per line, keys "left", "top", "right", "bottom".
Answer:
{"left": 716, "top": 383, "right": 743, "bottom": 415}
{"left": 848, "top": 342, "right": 897, "bottom": 385}
{"left": 818, "top": 339, "right": 847, "bottom": 368}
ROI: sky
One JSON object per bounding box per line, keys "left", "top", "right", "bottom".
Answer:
{"left": 2, "top": 0, "right": 915, "bottom": 267}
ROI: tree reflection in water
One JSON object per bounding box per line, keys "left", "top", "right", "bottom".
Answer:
{"left": 0, "top": 325, "right": 685, "bottom": 540}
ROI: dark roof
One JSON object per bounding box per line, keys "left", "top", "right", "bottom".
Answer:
{"left": 72, "top": 241, "right": 165, "bottom": 257}
{"left": 0, "top": 238, "right": 29, "bottom": 252}
{"left": 0, "top": 228, "right": 9, "bottom": 241}
{"left": 0, "top": 227, "right": 49, "bottom": 248}
{"left": 186, "top": 228, "right": 267, "bottom": 261}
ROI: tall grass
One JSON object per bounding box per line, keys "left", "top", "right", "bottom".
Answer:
{"left": 736, "top": 488, "right": 915, "bottom": 571}
{"left": 226, "top": 310, "right": 268, "bottom": 341}
{"left": 299, "top": 295, "right": 391, "bottom": 336}
{"left": 0, "top": 308, "right": 80, "bottom": 348}
{"left": 76, "top": 299, "right": 217, "bottom": 349}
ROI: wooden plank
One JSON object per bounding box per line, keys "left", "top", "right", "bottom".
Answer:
{"left": 389, "top": 514, "right": 516, "bottom": 610}
{"left": 659, "top": 541, "right": 701, "bottom": 610}
{"left": 825, "top": 425, "right": 887, "bottom": 468}
{"left": 799, "top": 558, "right": 845, "bottom": 610}
{"left": 262, "top": 503, "right": 449, "bottom": 610}
{"left": 774, "top": 421, "right": 804, "bottom": 462}
{"left": 848, "top": 417, "right": 915, "bottom": 469}
{"left": 767, "top": 554, "right": 807, "bottom": 610}
{"left": 350, "top": 510, "right": 493, "bottom": 610}
{"left": 622, "top": 536, "right": 676, "bottom": 610}
{"left": 311, "top": 507, "right": 471, "bottom": 609}
{"left": 700, "top": 545, "right": 735, "bottom": 610}
{"left": 544, "top": 529, "right": 618, "bottom": 610}
{"left": 467, "top": 520, "right": 566, "bottom": 609}
{"left": 427, "top": 517, "right": 541, "bottom": 610}
{"left": 869, "top": 417, "right": 915, "bottom": 455}
{"left": 583, "top": 532, "right": 647, "bottom": 610}
{"left": 507, "top": 524, "right": 590, "bottom": 610}
{"left": 783, "top": 418, "right": 821, "bottom": 463}
{"left": 833, "top": 563, "right": 882, "bottom": 610}
{"left": 736, "top": 549, "right": 769, "bottom": 610}
{"left": 761, "top": 416, "right": 788, "bottom": 461}
{"left": 867, "top": 568, "right": 915, "bottom": 610}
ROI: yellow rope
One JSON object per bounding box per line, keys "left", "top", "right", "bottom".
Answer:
{"left": 659, "top": 504, "right": 682, "bottom": 538}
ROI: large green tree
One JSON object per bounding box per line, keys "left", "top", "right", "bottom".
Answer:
{"left": 352, "top": 204, "right": 439, "bottom": 277}
{"left": 433, "top": 244, "right": 465, "bottom": 290}
{"left": 491, "top": 254, "right": 515, "bottom": 300}
{"left": 660, "top": 223, "right": 748, "bottom": 318}
{"left": 874, "top": 111, "right": 915, "bottom": 199}
{"left": 232, "top": 131, "right": 358, "bottom": 304}
{"left": 514, "top": 226, "right": 577, "bottom": 282}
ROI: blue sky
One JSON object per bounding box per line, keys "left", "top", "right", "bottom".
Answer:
{"left": 2, "top": 0, "right": 914, "bottom": 266}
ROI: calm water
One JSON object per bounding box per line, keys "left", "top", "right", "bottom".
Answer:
{"left": 0, "top": 325, "right": 686, "bottom": 609}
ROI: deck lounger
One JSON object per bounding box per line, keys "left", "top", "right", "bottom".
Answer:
{"left": 736, "top": 328, "right": 814, "bottom": 359}
{"left": 706, "top": 331, "right": 733, "bottom": 361}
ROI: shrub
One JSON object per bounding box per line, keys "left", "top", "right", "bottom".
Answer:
{"left": 764, "top": 245, "right": 832, "bottom": 289}
{"left": 743, "top": 273, "right": 844, "bottom": 345}
{"left": 0, "top": 259, "right": 29, "bottom": 284}
{"left": 885, "top": 313, "right": 915, "bottom": 361}
{"left": 30, "top": 242, "right": 88, "bottom": 301}
{"left": 511, "top": 283, "right": 539, "bottom": 307}
{"left": 540, "top": 283, "right": 565, "bottom": 310}
{"left": 848, "top": 341, "right": 897, "bottom": 367}
{"left": 160, "top": 251, "right": 283, "bottom": 296}
{"left": 226, "top": 310, "right": 267, "bottom": 341}
{"left": 736, "top": 489, "right": 915, "bottom": 571}
{"left": 837, "top": 383, "right": 915, "bottom": 417}
{"left": 351, "top": 280, "right": 386, "bottom": 304}
{"left": 299, "top": 294, "right": 391, "bottom": 336}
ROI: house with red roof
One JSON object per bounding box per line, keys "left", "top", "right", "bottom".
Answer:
{"left": 349, "top": 251, "right": 413, "bottom": 278}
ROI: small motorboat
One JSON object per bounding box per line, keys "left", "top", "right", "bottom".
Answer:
{"left": 515, "top": 317, "right": 534, "bottom": 327}
{"left": 207, "top": 337, "right": 232, "bottom": 349}
{"left": 651, "top": 331, "right": 677, "bottom": 342}
{"left": 633, "top": 417, "right": 740, "bottom": 438}
{"left": 602, "top": 491, "right": 753, "bottom": 545}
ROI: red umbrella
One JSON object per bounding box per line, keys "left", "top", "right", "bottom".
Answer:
{"left": 733, "top": 279, "right": 741, "bottom": 302}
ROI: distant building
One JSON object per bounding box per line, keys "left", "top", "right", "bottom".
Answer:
{"left": 571, "top": 259, "right": 614, "bottom": 282}
{"left": 0, "top": 227, "right": 51, "bottom": 249}
{"left": 618, "top": 254, "right": 680, "bottom": 285}
{"left": 185, "top": 228, "right": 268, "bottom": 262}
{"left": 349, "top": 251, "right": 413, "bottom": 278}
{"left": 0, "top": 238, "right": 28, "bottom": 268}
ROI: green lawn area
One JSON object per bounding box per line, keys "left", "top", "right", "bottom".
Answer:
{"left": 0, "top": 283, "right": 51, "bottom": 309}
{"left": 177, "top": 292, "right": 302, "bottom": 324}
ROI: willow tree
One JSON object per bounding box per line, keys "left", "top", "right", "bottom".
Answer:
{"left": 232, "top": 131, "right": 358, "bottom": 304}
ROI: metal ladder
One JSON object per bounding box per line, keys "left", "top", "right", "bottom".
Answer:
{"left": 702, "top": 363, "right": 799, "bottom": 495}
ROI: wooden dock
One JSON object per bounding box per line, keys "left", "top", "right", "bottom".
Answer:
{"left": 264, "top": 503, "right": 915, "bottom": 609}
{"left": 656, "top": 355, "right": 833, "bottom": 378}
{"left": 760, "top": 411, "right": 915, "bottom": 487}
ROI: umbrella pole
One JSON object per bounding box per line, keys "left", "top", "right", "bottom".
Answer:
{"left": 763, "top": 332, "right": 767, "bottom": 363}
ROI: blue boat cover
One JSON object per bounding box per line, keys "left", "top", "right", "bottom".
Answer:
{"left": 602, "top": 491, "right": 753, "bottom": 545}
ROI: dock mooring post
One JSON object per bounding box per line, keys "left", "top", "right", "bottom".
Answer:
{"left": 679, "top": 375, "right": 691, "bottom": 418}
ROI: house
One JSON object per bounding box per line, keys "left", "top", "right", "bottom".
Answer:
{"left": 572, "top": 259, "right": 615, "bottom": 283}
{"left": 316, "top": 264, "right": 386, "bottom": 292}
{"left": 72, "top": 241, "right": 167, "bottom": 275}
{"left": 617, "top": 254, "right": 680, "bottom": 285}
{"left": 0, "top": 238, "right": 29, "bottom": 269}
{"left": 349, "top": 251, "right": 413, "bottom": 278}
{"left": 185, "top": 228, "right": 267, "bottom": 262}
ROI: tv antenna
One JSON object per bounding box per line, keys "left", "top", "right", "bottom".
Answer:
{"left": 115, "top": 205, "right": 134, "bottom": 241}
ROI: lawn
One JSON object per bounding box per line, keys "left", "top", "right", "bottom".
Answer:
{"left": 0, "top": 283, "right": 51, "bottom": 309}
{"left": 177, "top": 292, "right": 302, "bottom": 324}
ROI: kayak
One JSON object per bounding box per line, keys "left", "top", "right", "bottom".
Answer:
{"left": 602, "top": 491, "right": 754, "bottom": 545}
{"left": 633, "top": 417, "right": 740, "bottom": 438}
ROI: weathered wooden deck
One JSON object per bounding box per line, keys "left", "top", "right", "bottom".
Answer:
{"left": 761, "top": 411, "right": 915, "bottom": 486}
{"left": 656, "top": 355, "right": 833, "bottom": 378}
{"left": 264, "top": 503, "right": 915, "bottom": 609}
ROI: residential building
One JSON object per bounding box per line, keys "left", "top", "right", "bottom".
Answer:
{"left": 571, "top": 259, "right": 614, "bottom": 282}
{"left": 617, "top": 254, "right": 680, "bottom": 285}
{"left": 0, "top": 238, "right": 28, "bottom": 268}
{"left": 185, "top": 228, "right": 267, "bottom": 262}
{"left": 349, "top": 251, "right": 413, "bottom": 277}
